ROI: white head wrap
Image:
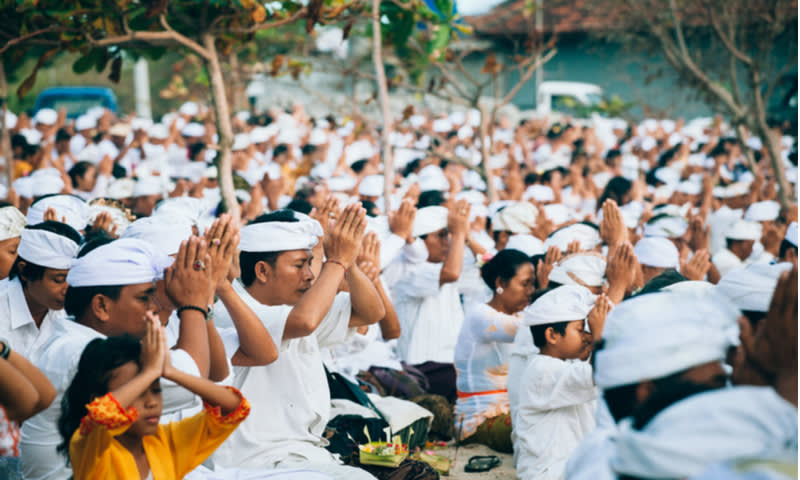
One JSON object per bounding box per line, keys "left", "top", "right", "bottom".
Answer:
{"left": 543, "top": 204, "right": 571, "bottom": 225}
{"left": 413, "top": 206, "right": 449, "bottom": 238}
{"left": 785, "top": 222, "right": 797, "bottom": 247}
{"left": 153, "top": 197, "right": 205, "bottom": 227}
{"left": 239, "top": 210, "right": 322, "bottom": 253}
{"left": 661, "top": 280, "right": 714, "bottom": 294}
{"left": 634, "top": 237, "right": 679, "bottom": 269}
{"left": 544, "top": 224, "right": 602, "bottom": 252}
{"left": 522, "top": 285, "right": 595, "bottom": 326}
{"left": 34, "top": 108, "right": 57, "bottom": 126}
{"left": 523, "top": 184, "right": 555, "bottom": 203}
{"left": 67, "top": 238, "right": 173, "bottom": 287}
{"left": 594, "top": 289, "right": 740, "bottom": 389}
{"left": 17, "top": 228, "right": 80, "bottom": 269}
{"left": 107, "top": 178, "right": 137, "bottom": 200}
{"left": 714, "top": 262, "right": 793, "bottom": 312}
{"left": 505, "top": 234, "right": 545, "bottom": 257}
{"left": 359, "top": 175, "right": 384, "bottom": 197}
{"left": 122, "top": 216, "right": 193, "bottom": 256}
{"left": 643, "top": 215, "right": 688, "bottom": 238}
{"left": 26, "top": 195, "right": 88, "bottom": 233}
{"left": 87, "top": 204, "right": 132, "bottom": 233}
{"left": 610, "top": 386, "right": 798, "bottom": 479}
{"left": 744, "top": 201, "right": 781, "bottom": 222}
{"left": 725, "top": 220, "right": 762, "bottom": 241}
{"left": 492, "top": 202, "right": 537, "bottom": 234}
{"left": 134, "top": 177, "right": 165, "bottom": 198}
{"left": 549, "top": 253, "right": 606, "bottom": 287}
{"left": 0, "top": 207, "right": 27, "bottom": 241}
{"left": 30, "top": 172, "right": 65, "bottom": 198}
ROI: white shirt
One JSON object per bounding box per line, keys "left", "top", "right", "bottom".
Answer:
{"left": 20, "top": 317, "right": 201, "bottom": 480}
{"left": 211, "top": 282, "right": 357, "bottom": 470}
{"left": 507, "top": 326, "right": 538, "bottom": 427}
{"left": 392, "top": 262, "right": 465, "bottom": 364}
{"left": 512, "top": 354, "right": 596, "bottom": 480}
{"left": 712, "top": 248, "right": 746, "bottom": 277}
{"left": 0, "top": 277, "right": 65, "bottom": 359}
{"left": 453, "top": 303, "right": 519, "bottom": 439}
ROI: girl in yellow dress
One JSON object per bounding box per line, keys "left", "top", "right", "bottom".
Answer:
{"left": 57, "top": 314, "right": 250, "bottom": 480}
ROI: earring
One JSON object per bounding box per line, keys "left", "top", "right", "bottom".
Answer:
{"left": 496, "top": 287, "right": 504, "bottom": 294}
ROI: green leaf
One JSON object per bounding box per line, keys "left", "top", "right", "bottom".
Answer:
{"left": 72, "top": 52, "right": 96, "bottom": 74}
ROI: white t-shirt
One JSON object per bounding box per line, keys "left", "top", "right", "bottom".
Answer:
{"left": 20, "top": 317, "right": 201, "bottom": 480}
{"left": 211, "top": 282, "right": 357, "bottom": 470}
{"left": 0, "top": 277, "right": 65, "bottom": 359}
{"left": 392, "top": 262, "right": 465, "bottom": 364}
{"left": 453, "top": 303, "right": 520, "bottom": 439}
{"left": 513, "top": 354, "right": 596, "bottom": 480}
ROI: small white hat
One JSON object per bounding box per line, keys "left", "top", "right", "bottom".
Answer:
{"left": 413, "top": 206, "right": 449, "bottom": 237}
{"left": 3, "top": 111, "right": 17, "bottom": 129}
{"left": 725, "top": 220, "right": 762, "bottom": 241}
{"left": 133, "top": 177, "right": 164, "bottom": 198}
{"left": 34, "top": 108, "right": 57, "bottom": 126}
{"left": 75, "top": 115, "right": 97, "bottom": 131}
{"left": 232, "top": 133, "right": 251, "bottom": 151}
{"left": 358, "top": 175, "right": 384, "bottom": 197}
{"left": 181, "top": 122, "right": 205, "bottom": 138}
{"left": 249, "top": 127, "right": 270, "bottom": 144}
{"left": 179, "top": 101, "right": 199, "bottom": 117}
{"left": 744, "top": 200, "right": 780, "bottom": 222}
{"left": 308, "top": 128, "right": 328, "bottom": 146}
{"left": 131, "top": 117, "right": 152, "bottom": 131}
{"left": 523, "top": 184, "right": 555, "bottom": 203}
{"left": 505, "top": 234, "right": 546, "bottom": 257}
{"left": 109, "top": 123, "right": 131, "bottom": 137}
{"left": 106, "top": 178, "right": 136, "bottom": 200}
{"left": 634, "top": 237, "right": 679, "bottom": 269}
{"left": 522, "top": 285, "right": 596, "bottom": 326}
{"left": 148, "top": 124, "right": 169, "bottom": 140}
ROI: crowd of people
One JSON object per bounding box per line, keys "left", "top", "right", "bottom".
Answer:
{"left": 0, "top": 97, "right": 797, "bottom": 480}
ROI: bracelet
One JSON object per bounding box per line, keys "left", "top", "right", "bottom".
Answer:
{"left": 325, "top": 259, "right": 348, "bottom": 276}
{"left": 0, "top": 339, "right": 10, "bottom": 360}
{"left": 177, "top": 305, "right": 211, "bottom": 322}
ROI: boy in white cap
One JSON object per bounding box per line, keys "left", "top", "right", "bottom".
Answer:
{"left": 512, "top": 285, "right": 607, "bottom": 480}
{"left": 0, "top": 206, "right": 27, "bottom": 280}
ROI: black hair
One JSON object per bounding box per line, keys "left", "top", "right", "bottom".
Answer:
{"left": 597, "top": 177, "right": 632, "bottom": 212}
{"left": 402, "top": 159, "right": 421, "bottom": 177}
{"left": 10, "top": 221, "right": 82, "bottom": 283}
{"left": 63, "top": 236, "right": 121, "bottom": 318}
{"left": 524, "top": 172, "right": 538, "bottom": 186}
{"left": 350, "top": 159, "right": 368, "bottom": 174}
{"left": 360, "top": 200, "right": 379, "bottom": 217}
{"left": 301, "top": 144, "right": 317, "bottom": 156}
{"left": 531, "top": 321, "right": 569, "bottom": 348}
{"left": 417, "top": 190, "right": 446, "bottom": 208}
{"left": 188, "top": 142, "right": 206, "bottom": 162}
{"left": 55, "top": 128, "right": 71, "bottom": 143}
{"left": 286, "top": 198, "right": 313, "bottom": 215}
{"left": 605, "top": 149, "right": 622, "bottom": 167}
{"left": 632, "top": 269, "right": 687, "bottom": 297}
{"left": 541, "top": 167, "right": 568, "bottom": 184}
{"left": 57, "top": 335, "right": 142, "bottom": 462}
{"left": 239, "top": 210, "right": 299, "bottom": 287}
{"left": 273, "top": 144, "right": 289, "bottom": 157}
{"left": 67, "top": 161, "right": 95, "bottom": 188}
{"left": 779, "top": 238, "right": 797, "bottom": 259}
{"left": 480, "top": 249, "right": 532, "bottom": 290}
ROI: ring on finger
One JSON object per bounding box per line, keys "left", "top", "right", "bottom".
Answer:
{"left": 212, "top": 238, "right": 221, "bottom": 246}
{"left": 193, "top": 259, "right": 206, "bottom": 271}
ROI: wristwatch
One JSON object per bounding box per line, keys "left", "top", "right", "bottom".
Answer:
{"left": 176, "top": 305, "right": 213, "bottom": 322}
{"left": 0, "top": 338, "right": 10, "bottom": 360}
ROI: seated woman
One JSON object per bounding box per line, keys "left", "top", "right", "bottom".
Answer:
{"left": 453, "top": 249, "right": 535, "bottom": 453}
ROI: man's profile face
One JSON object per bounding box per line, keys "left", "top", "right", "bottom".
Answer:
{"left": 264, "top": 249, "right": 314, "bottom": 305}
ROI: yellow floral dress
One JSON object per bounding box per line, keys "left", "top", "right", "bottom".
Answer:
{"left": 69, "top": 387, "right": 250, "bottom": 480}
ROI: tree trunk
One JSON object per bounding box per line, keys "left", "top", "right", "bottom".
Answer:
{"left": 203, "top": 33, "right": 240, "bottom": 220}
{"left": 751, "top": 70, "right": 791, "bottom": 208}
{"left": 228, "top": 52, "right": 244, "bottom": 113}
{"left": 478, "top": 103, "right": 498, "bottom": 204}
{"left": 372, "top": 0, "right": 394, "bottom": 213}
{"left": 0, "top": 64, "right": 11, "bottom": 188}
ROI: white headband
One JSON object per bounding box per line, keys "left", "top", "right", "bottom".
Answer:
{"left": 66, "top": 238, "right": 172, "bottom": 287}
{"left": 239, "top": 214, "right": 323, "bottom": 253}
{"left": 18, "top": 229, "right": 80, "bottom": 270}
{"left": 0, "top": 207, "right": 27, "bottom": 242}
{"left": 523, "top": 285, "right": 595, "bottom": 327}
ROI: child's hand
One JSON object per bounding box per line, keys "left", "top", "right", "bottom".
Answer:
{"left": 587, "top": 294, "right": 610, "bottom": 342}
{"left": 140, "top": 313, "right": 166, "bottom": 376}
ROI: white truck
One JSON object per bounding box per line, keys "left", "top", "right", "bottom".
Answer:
{"left": 535, "top": 81, "right": 604, "bottom": 117}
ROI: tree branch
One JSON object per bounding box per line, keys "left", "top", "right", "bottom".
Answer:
{"left": 227, "top": 8, "right": 308, "bottom": 34}
{"left": 500, "top": 48, "right": 556, "bottom": 106}
{"left": 708, "top": 4, "right": 752, "bottom": 66}
{"left": 0, "top": 26, "right": 61, "bottom": 55}
{"left": 83, "top": 15, "right": 211, "bottom": 60}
